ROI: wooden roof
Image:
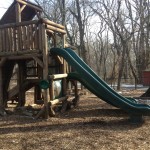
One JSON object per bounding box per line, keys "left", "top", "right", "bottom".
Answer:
{"left": 0, "top": 0, "right": 43, "bottom": 25}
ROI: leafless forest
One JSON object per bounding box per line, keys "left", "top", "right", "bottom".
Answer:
{"left": 30, "top": 0, "right": 150, "bottom": 89}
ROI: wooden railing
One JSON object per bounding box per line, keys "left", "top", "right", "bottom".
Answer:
{"left": 0, "top": 19, "right": 66, "bottom": 56}
{"left": 0, "top": 20, "right": 40, "bottom": 54}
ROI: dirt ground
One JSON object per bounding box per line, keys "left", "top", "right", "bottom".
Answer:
{"left": 0, "top": 89, "right": 150, "bottom": 150}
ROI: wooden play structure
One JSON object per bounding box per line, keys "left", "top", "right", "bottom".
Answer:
{"left": 0, "top": 0, "right": 79, "bottom": 118}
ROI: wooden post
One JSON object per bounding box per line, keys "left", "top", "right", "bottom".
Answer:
{"left": 0, "top": 30, "right": 2, "bottom": 52}
{"left": 16, "top": 2, "right": 21, "bottom": 22}
{"left": 61, "top": 34, "right": 68, "bottom": 112}
{"left": 38, "top": 24, "right": 42, "bottom": 52}
{"left": 37, "top": 63, "right": 43, "bottom": 79}
{"left": 18, "top": 61, "right": 26, "bottom": 107}
{"left": 50, "top": 79, "right": 54, "bottom": 100}
{"left": 34, "top": 85, "right": 42, "bottom": 103}
{"left": 2, "top": 29, "right": 5, "bottom": 52}
{"left": 0, "top": 66, "right": 6, "bottom": 115}
{"left": 41, "top": 24, "right": 49, "bottom": 118}
{"left": 16, "top": 2, "right": 21, "bottom": 52}
{"left": 73, "top": 80, "right": 80, "bottom": 107}
{"left": 62, "top": 34, "right": 67, "bottom": 96}
{"left": 0, "top": 58, "right": 7, "bottom": 107}
{"left": 0, "top": 67, "right": 3, "bottom": 107}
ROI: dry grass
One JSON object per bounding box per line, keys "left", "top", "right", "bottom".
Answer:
{"left": 0, "top": 90, "right": 150, "bottom": 150}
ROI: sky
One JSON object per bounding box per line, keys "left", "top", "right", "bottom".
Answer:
{"left": 0, "top": 0, "right": 12, "bottom": 18}
{"left": 0, "top": 0, "right": 35, "bottom": 18}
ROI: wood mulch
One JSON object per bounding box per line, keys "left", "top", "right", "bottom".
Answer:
{"left": 0, "top": 89, "right": 150, "bottom": 150}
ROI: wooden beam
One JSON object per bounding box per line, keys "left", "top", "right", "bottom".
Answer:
{"left": 0, "top": 20, "right": 38, "bottom": 29}
{"left": 55, "top": 56, "right": 63, "bottom": 64}
{"left": 46, "top": 25, "right": 66, "bottom": 34}
{"left": 46, "top": 29, "right": 54, "bottom": 34}
{"left": 5, "top": 54, "right": 42, "bottom": 60}
{"left": 0, "top": 50, "right": 41, "bottom": 57}
{"left": 42, "top": 19, "right": 65, "bottom": 29}
{"left": 32, "top": 56, "right": 44, "bottom": 68}
{"left": 20, "top": 4, "right": 26, "bottom": 12}
{"left": 16, "top": 0, "right": 43, "bottom": 12}
{"left": 49, "top": 74, "right": 68, "bottom": 80}
{"left": 50, "top": 96, "right": 67, "bottom": 105}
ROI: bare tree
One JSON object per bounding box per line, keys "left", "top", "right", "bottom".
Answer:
{"left": 68, "top": 0, "right": 94, "bottom": 64}
{"left": 89, "top": 0, "right": 146, "bottom": 89}
{"left": 34, "top": 0, "right": 150, "bottom": 89}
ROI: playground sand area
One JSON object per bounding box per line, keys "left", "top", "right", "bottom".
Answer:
{"left": 0, "top": 89, "right": 150, "bottom": 150}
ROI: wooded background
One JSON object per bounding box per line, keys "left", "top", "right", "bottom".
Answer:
{"left": 31, "top": 0, "right": 150, "bottom": 89}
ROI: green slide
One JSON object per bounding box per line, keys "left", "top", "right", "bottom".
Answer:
{"left": 64, "top": 48, "right": 136, "bottom": 103}
{"left": 50, "top": 48, "right": 150, "bottom": 116}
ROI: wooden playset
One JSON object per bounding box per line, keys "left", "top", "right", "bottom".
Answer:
{"left": 0, "top": 0, "right": 79, "bottom": 118}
